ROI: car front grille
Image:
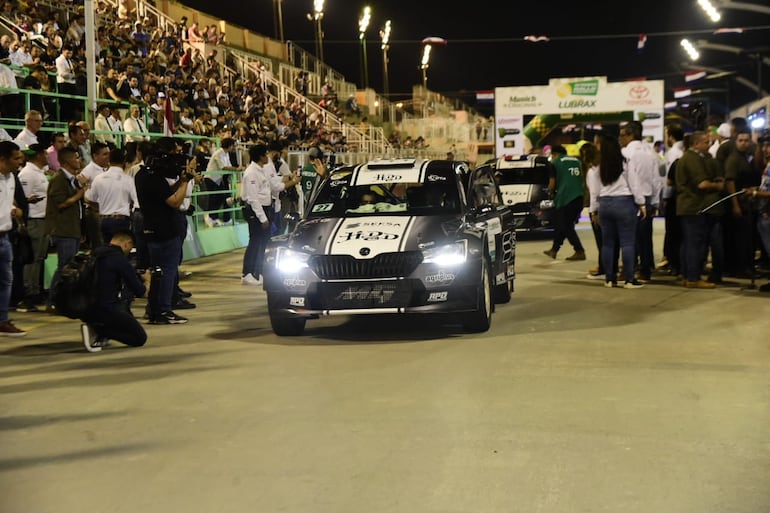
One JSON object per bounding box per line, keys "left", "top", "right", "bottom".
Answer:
{"left": 310, "top": 251, "right": 423, "bottom": 280}
{"left": 316, "top": 281, "right": 415, "bottom": 309}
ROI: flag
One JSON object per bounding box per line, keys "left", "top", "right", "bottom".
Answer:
{"left": 674, "top": 88, "right": 692, "bottom": 99}
{"left": 714, "top": 27, "right": 744, "bottom": 34}
{"left": 665, "top": 101, "right": 678, "bottom": 109}
{"left": 637, "top": 34, "right": 647, "bottom": 50}
{"left": 163, "top": 96, "right": 174, "bottom": 136}
{"left": 524, "top": 35, "right": 549, "bottom": 43}
{"left": 476, "top": 90, "right": 494, "bottom": 102}
{"left": 421, "top": 37, "right": 447, "bottom": 45}
{"left": 684, "top": 70, "right": 707, "bottom": 82}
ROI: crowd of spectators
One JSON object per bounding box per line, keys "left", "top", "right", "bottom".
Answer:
{"left": 0, "top": 0, "right": 357, "bottom": 157}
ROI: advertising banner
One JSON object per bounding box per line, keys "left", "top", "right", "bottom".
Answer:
{"left": 494, "top": 77, "right": 665, "bottom": 156}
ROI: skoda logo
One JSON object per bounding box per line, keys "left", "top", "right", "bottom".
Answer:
{"left": 629, "top": 86, "right": 649, "bottom": 99}
{"left": 359, "top": 247, "right": 371, "bottom": 256}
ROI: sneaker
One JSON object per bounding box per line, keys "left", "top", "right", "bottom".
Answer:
{"left": 565, "top": 250, "right": 586, "bottom": 261}
{"left": 542, "top": 249, "right": 557, "bottom": 259}
{"left": 623, "top": 280, "right": 646, "bottom": 289}
{"left": 241, "top": 273, "right": 262, "bottom": 286}
{"left": 604, "top": 281, "right": 616, "bottom": 288}
{"left": 203, "top": 214, "right": 215, "bottom": 228}
{"left": 586, "top": 271, "right": 605, "bottom": 280}
{"left": 173, "top": 298, "right": 197, "bottom": 310}
{"left": 176, "top": 287, "right": 193, "bottom": 298}
{"left": 656, "top": 258, "right": 669, "bottom": 269}
{"left": 81, "top": 323, "right": 103, "bottom": 352}
{"left": 0, "top": 320, "right": 26, "bottom": 337}
{"left": 15, "top": 300, "right": 39, "bottom": 313}
{"left": 149, "top": 311, "right": 188, "bottom": 325}
{"left": 635, "top": 275, "right": 651, "bottom": 284}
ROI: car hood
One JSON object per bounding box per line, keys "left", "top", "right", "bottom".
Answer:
{"left": 287, "top": 215, "right": 465, "bottom": 258}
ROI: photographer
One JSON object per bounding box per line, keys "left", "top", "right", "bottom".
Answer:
{"left": 134, "top": 137, "right": 195, "bottom": 324}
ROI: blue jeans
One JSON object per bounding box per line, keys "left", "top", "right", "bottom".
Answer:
{"left": 599, "top": 196, "right": 638, "bottom": 284}
{"left": 759, "top": 214, "right": 770, "bottom": 256}
{"left": 48, "top": 236, "right": 80, "bottom": 307}
{"left": 147, "top": 237, "right": 182, "bottom": 315}
{"left": 0, "top": 235, "right": 12, "bottom": 323}
{"left": 100, "top": 216, "right": 131, "bottom": 245}
{"left": 680, "top": 215, "right": 709, "bottom": 282}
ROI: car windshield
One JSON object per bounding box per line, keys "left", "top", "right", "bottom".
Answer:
{"left": 496, "top": 160, "right": 548, "bottom": 185}
{"left": 307, "top": 169, "right": 461, "bottom": 218}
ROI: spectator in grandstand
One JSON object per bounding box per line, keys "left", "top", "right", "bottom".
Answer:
{"left": 124, "top": 104, "right": 150, "bottom": 142}
{"left": 21, "top": 65, "right": 50, "bottom": 118}
{"left": 55, "top": 45, "right": 79, "bottom": 122}
{"left": 66, "top": 13, "right": 86, "bottom": 45}
{"left": 187, "top": 22, "right": 204, "bottom": 43}
{"left": 117, "top": 0, "right": 137, "bottom": 22}
{"left": 9, "top": 39, "right": 33, "bottom": 69}
{"left": 193, "top": 110, "right": 214, "bottom": 137}
{"left": 131, "top": 21, "right": 150, "bottom": 58}
{"left": 0, "top": 34, "right": 12, "bottom": 63}
{"left": 38, "top": 43, "right": 59, "bottom": 72}
{"left": 94, "top": 103, "right": 116, "bottom": 147}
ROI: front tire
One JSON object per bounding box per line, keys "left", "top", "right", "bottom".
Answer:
{"left": 463, "top": 258, "right": 492, "bottom": 332}
{"left": 267, "top": 294, "right": 306, "bottom": 336}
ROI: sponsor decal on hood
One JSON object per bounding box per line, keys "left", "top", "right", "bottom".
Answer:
{"left": 325, "top": 216, "right": 417, "bottom": 258}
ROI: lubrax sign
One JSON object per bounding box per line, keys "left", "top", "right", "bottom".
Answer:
{"left": 494, "top": 76, "right": 664, "bottom": 157}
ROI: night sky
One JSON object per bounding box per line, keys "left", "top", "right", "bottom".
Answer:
{"left": 180, "top": 0, "right": 768, "bottom": 115}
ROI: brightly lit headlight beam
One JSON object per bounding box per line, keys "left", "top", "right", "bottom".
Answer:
{"left": 422, "top": 240, "right": 468, "bottom": 266}
{"left": 275, "top": 247, "right": 311, "bottom": 273}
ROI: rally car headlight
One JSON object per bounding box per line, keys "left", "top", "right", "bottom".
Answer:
{"left": 275, "top": 247, "right": 310, "bottom": 273}
{"left": 422, "top": 240, "right": 468, "bottom": 265}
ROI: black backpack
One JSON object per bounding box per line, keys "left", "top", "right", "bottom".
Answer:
{"left": 54, "top": 252, "right": 101, "bottom": 319}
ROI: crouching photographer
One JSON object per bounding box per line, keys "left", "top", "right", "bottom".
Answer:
{"left": 134, "top": 137, "right": 197, "bottom": 325}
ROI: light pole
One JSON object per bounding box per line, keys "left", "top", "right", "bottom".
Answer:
{"left": 306, "top": 0, "right": 325, "bottom": 62}
{"left": 420, "top": 44, "right": 432, "bottom": 118}
{"left": 380, "top": 20, "right": 391, "bottom": 99}
{"left": 421, "top": 44, "right": 432, "bottom": 89}
{"left": 273, "top": 0, "right": 284, "bottom": 42}
{"left": 358, "top": 6, "right": 371, "bottom": 89}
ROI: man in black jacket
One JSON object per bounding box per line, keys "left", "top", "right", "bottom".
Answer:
{"left": 81, "top": 230, "right": 147, "bottom": 352}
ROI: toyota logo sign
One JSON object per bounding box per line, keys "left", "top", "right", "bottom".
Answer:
{"left": 629, "top": 86, "right": 650, "bottom": 99}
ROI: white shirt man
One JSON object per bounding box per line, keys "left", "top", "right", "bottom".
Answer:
{"left": 79, "top": 142, "right": 110, "bottom": 189}
{"left": 85, "top": 164, "right": 138, "bottom": 216}
{"left": 123, "top": 105, "right": 149, "bottom": 142}
{"left": 18, "top": 149, "right": 48, "bottom": 219}
{"left": 93, "top": 105, "right": 115, "bottom": 146}
{"left": 54, "top": 46, "right": 76, "bottom": 85}
{"left": 13, "top": 110, "right": 43, "bottom": 150}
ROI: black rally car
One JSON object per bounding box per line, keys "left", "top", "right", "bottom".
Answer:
{"left": 262, "top": 158, "right": 516, "bottom": 336}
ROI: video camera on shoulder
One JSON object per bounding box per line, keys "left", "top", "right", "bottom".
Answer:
{"left": 145, "top": 151, "right": 189, "bottom": 179}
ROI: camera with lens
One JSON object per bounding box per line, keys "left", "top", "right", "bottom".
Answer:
{"left": 145, "top": 152, "right": 189, "bottom": 179}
